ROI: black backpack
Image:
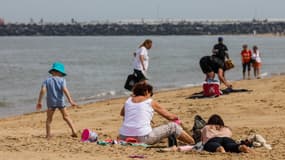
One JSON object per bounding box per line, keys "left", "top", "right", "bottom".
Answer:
{"left": 191, "top": 115, "right": 206, "bottom": 143}
{"left": 124, "top": 73, "right": 138, "bottom": 91}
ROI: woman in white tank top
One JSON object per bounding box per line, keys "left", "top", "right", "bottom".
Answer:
{"left": 119, "top": 83, "right": 195, "bottom": 145}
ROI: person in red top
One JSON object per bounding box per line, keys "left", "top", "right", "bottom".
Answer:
{"left": 240, "top": 44, "right": 252, "bottom": 80}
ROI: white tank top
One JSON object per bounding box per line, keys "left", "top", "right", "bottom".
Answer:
{"left": 119, "top": 97, "right": 153, "bottom": 136}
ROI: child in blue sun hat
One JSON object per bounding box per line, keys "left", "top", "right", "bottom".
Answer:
{"left": 36, "top": 62, "right": 77, "bottom": 139}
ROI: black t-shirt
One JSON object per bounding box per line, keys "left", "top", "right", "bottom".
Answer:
{"left": 213, "top": 43, "right": 228, "bottom": 61}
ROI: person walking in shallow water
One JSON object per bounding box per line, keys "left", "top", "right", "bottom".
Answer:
{"left": 133, "top": 39, "right": 152, "bottom": 83}
{"left": 36, "top": 62, "right": 77, "bottom": 139}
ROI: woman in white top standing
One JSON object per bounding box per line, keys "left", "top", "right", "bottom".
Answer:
{"left": 251, "top": 45, "right": 262, "bottom": 79}
{"left": 133, "top": 39, "right": 152, "bottom": 83}
{"left": 119, "top": 83, "right": 195, "bottom": 145}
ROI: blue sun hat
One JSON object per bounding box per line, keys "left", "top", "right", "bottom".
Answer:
{"left": 48, "top": 62, "right": 67, "bottom": 76}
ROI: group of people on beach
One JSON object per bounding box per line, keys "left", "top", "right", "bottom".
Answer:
{"left": 200, "top": 37, "right": 263, "bottom": 91}
{"left": 36, "top": 38, "right": 254, "bottom": 154}
{"left": 240, "top": 44, "right": 262, "bottom": 80}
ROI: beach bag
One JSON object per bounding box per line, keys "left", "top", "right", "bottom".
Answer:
{"left": 224, "top": 59, "right": 234, "bottom": 70}
{"left": 191, "top": 115, "right": 206, "bottom": 144}
{"left": 203, "top": 80, "right": 222, "bottom": 97}
{"left": 124, "top": 73, "right": 138, "bottom": 91}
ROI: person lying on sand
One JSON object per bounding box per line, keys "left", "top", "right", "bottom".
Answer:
{"left": 201, "top": 114, "right": 253, "bottom": 153}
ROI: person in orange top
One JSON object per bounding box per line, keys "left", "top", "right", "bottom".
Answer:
{"left": 240, "top": 44, "right": 252, "bottom": 80}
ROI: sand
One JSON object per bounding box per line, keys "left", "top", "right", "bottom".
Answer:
{"left": 1, "top": 75, "right": 285, "bottom": 160}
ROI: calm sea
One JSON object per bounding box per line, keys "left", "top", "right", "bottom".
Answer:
{"left": 1, "top": 35, "right": 285, "bottom": 118}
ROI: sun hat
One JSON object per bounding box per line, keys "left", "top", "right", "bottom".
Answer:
{"left": 48, "top": 62, "right": 67, "bottom": 76}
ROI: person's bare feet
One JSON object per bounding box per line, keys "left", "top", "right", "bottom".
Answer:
{"left": 239, "top": 145, "right": 255, "bottom": 153}
{"left": 71, "top": 133, "right": 78, "bottom": 138}
{"left": 46, "top": 135, "right": 53, "bottom": 140}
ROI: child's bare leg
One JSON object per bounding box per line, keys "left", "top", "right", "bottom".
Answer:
{"left": 59, "top": 108, "right": 77, "bottom": 137}
{"left": 257, "top": 68, "right": 261, "bottom": 79}
{"left": 46, "top": 108, "right": 55, "bottom": 139}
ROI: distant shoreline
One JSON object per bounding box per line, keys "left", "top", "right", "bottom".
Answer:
{"left": 1, "top": 20, "right": 285, "bottom": 36}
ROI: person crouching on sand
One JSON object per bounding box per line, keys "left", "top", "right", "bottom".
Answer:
{"left": 36, "top": 62, "right": 77, "bottom": 139}
{"left": 199, "top": 55, "right": 232, "bottom": 88}
{"left": 119, "top": 83, "right": 195, "bottom": 145}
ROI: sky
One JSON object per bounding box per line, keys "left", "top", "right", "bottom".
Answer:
{"left": 0, "top": 0, "right": 285, "bottom": 23}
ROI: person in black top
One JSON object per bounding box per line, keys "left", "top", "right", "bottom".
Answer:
{"left": 212, "top": 37, "right": 229, "bottom": 64}
{"left": 199, "top": 56, "right": 232, "bottom": 88}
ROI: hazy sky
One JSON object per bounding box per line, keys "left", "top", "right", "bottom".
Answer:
{"left": 0, "top": 0, "right": 284, "bottom": 23}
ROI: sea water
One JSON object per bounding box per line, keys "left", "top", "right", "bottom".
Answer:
{"left": 1, "top": 35, "right": 285, "bottom": 118}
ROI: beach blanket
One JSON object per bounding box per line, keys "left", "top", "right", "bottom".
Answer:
{"left": 96, "top": 139, "right": 149, "bottom": 148}
{"left": 187, "top": 88, "right": 252, "bottom": 99}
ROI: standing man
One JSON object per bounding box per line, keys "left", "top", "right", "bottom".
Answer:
{"left": 212, "top": 37, "right": 229, "bottom": 66}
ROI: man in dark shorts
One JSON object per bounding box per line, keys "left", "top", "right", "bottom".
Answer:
{"left": 200, "top": 56, "right": 232, "bottom": 88}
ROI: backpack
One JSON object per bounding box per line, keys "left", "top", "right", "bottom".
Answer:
{"left": 124, "top": 74, "right": 138, "bottom": 91}
{"left": 191, "top": 115, "right": 206, "bottom": 143}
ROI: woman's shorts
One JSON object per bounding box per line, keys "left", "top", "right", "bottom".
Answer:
{"left": 253, "top": 62, "right": 261, "bottom": 68}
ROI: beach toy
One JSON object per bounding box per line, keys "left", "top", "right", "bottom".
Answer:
{"left": 81, "top": 129, "right": 98, "bottom": 142}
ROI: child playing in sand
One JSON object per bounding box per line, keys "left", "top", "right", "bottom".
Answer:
{"left": 36, "top": 62, "right": 77, "bottom": 139}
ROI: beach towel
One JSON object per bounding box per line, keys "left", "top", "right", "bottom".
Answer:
{"left": 187, "top": 88, "right": 252, "bottom": 99}
{"left": 96, "top": 139, "right": 149, "bottom": 147}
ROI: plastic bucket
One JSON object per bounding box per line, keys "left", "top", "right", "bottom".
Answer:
{"left": 81, "top": 129, "right": 98, "bottom": 142}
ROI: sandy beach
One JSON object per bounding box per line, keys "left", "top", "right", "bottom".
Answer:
{"left": 1, "top": 75, "right": 285, "bottom": 160}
